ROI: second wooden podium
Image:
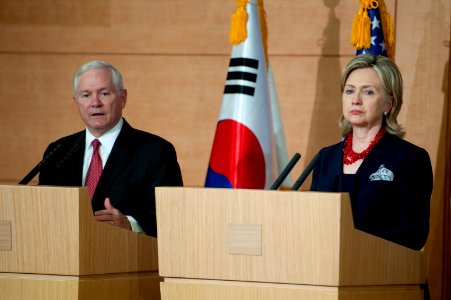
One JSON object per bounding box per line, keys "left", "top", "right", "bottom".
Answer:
{"left": 156, "top": 187, "right": 425, "bottom": 300}
{"left": 0, "top": 184, "right": 161, "bottom": 300}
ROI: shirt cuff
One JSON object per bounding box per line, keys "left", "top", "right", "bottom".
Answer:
{"left": 125, "top": 215, "right": 146, "bottom": 234}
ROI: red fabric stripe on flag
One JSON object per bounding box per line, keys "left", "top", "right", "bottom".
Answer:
{"left": 208, "top": 119, "right": 265, "bottom": 189}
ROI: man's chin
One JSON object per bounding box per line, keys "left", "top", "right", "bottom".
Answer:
{"left": 87, "top": 123, "right": 112, "bottom": 136}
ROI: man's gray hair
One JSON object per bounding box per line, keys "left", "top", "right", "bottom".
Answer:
{"left": 73, "top": 60, "right": 124, "bottom": 95}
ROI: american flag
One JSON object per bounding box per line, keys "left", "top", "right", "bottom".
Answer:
{"left": 356, "top": 7, "right": 388, "bottom": 57}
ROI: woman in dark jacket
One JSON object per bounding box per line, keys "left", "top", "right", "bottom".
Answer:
{"left": 310, "top": 54, "right": 433, "bottom": 251}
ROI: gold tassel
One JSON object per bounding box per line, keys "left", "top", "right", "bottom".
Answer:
{"left": 379, "top": 0, "right": 395, "bottom": 58}
{"left": 350, "top": 0, "right": 372, "bottom": 50}
{"left": 230, "top": 0, "right": 249, "bottom": 45}
{"left": 258, "top": 0, "right": 269, "bottom": 67}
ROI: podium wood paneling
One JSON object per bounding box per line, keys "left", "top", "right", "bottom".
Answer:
{"left": 0, "top": 272, "right": 162, "bottom": 300}
{"left": 0, "top": 184, "right": 160, "bottom": 299}
{"left": 156, "top": 187, "right": 425, "bottom": 299}
{"left": 0, "top": 184, "right": 158, "bottom": 275}
{"left": 160, "top": 279, "right": 423, "bottom": 300}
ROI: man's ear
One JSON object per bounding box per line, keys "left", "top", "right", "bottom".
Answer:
{"left": 121, "top": 89, "right": 128, "bottom": 108}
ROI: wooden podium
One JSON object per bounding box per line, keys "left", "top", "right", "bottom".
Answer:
{"left": 156, "top": 187, "right": 425, "bottom": 300}
{"left": 0, "top": 184, "right": 161, "bottom": 300}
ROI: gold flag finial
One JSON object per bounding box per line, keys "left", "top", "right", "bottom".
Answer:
{"left": 258, "top": 0, "right": 269, "bottom": 67}
{"left": 351, "top": 0, "right": 395, "bottom": 59}
{"left": 351, "top": 0, "right": 373, "bottom": 50}
{"left": 229, "top": 0, "right": 249, "bottom": 45}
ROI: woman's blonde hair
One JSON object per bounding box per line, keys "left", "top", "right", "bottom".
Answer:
{"left": 339, "top": 54, "right": 405, "bottom": 137}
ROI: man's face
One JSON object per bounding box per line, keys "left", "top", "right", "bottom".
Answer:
{"left": 73, "top": 68, "right": 127, "bottom": 137}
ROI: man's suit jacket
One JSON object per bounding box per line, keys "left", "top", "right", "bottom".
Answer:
{"left": 310, "top": 132, "right": 432, "bottom": 250}
{"left": 39, "top": 119, "right": 183, "bottom": 237}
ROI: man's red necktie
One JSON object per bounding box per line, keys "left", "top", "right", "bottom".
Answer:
{"left": 86, "top": 139, "right": 102, "bottom": 199}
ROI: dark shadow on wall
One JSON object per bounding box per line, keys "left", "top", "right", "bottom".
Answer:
{"left": 405, "top": 1, "right": 449, "bottom": 300}
{"left": 302, "top": 0, "right": 343, "bottom": 190}
{"left": 439, "top": 54, "right": 451, "bottom": 300}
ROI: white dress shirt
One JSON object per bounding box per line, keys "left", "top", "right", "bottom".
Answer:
{"left": 82, "top": 118, "right": 145, "bottom": 234}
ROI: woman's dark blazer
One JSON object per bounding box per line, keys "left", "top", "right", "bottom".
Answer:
{"left": 38, "top": 119, "right": 183, "bottom": 237}
{"left": 310, "top": 133, "right": 432, "bottom": 250}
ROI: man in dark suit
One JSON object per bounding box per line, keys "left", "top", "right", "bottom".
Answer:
{"left": 38, "top": 60, "right": 183, "bottom": 237}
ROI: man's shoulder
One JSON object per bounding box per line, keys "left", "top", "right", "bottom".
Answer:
{"left": 122, "top": 121, "right": 174, "bottom": 147}
{"left": 126, "top": 128, "right": 172, "bottom": 146}
{"left": 47, "top": 131, "right": 85, "bottom": 148}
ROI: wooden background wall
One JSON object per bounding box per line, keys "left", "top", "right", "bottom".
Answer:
{"left": 0, "top": 0, "right": 449, "bottom": 299}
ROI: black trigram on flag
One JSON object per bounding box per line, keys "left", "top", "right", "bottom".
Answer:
{"left": 224, "top": 57, "right": 259, "bottom": 96}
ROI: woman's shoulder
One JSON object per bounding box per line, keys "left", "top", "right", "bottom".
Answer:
{"left": 376, "top": 134, "right": 432, "bottom": 176}
{"left": 383, "top": 133, "right": 430, "bottom": 158}
{"left": 318, "top": 139, "right": 344, "bottom": 156}
{"left": 314, "top": 140, "right": 345, "bottom": 168}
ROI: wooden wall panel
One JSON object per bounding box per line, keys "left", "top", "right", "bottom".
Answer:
{"left": 270, "top": 56, "right": 349, "bottom": 188}
{"left": 0, "top": 54, "right": 348, "bottom": 187}
{"left": 395, "top": 1, "right": 450, "bottom": 299}
{"left": 0, "top": 0, "right": 398, "bottom": 186}
{"left": 0, "top": 1, "right": 394, "bottom": 56}
{"left": 0, "top": 55, "right": 82, "bottom": 182}
{"left": 0, "top": 54, "right": 226, "bottom": 185}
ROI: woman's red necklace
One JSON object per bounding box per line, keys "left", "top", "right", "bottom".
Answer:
{"left": 343, "top": 128, "right": 385, "bottom": 165}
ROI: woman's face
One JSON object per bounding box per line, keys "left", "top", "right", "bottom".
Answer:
{"left": 342, "top": 67, "right": 392, "bottom": 130}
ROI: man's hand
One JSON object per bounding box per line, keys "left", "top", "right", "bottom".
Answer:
{"left": 94, "top": 198, "right": 132, "bottom": 231}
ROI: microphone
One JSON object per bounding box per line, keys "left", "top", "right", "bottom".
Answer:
{"left": 291, "top": 153, "right": 320, "bottom": 191}
{"left": 270, "top": 153, "right": 301, "bottom": 190}
{"left": 55, "top": 136, "right": 83, "bottom": 168}
{"left": 19, "top": 143, "right": 62, "bottom": 185}
{"left": 19, "top": 135, "right": 83, "bottom": 185}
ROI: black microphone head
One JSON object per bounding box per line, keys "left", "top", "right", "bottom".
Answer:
{"left": 18, "top": 143, "right": 62, "bottom": 185}
{"left": 291, "top": 153, "right": 320, "bottom": 191}
{"left": 270, "top": 152, "right": 301, "bottom": 190}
